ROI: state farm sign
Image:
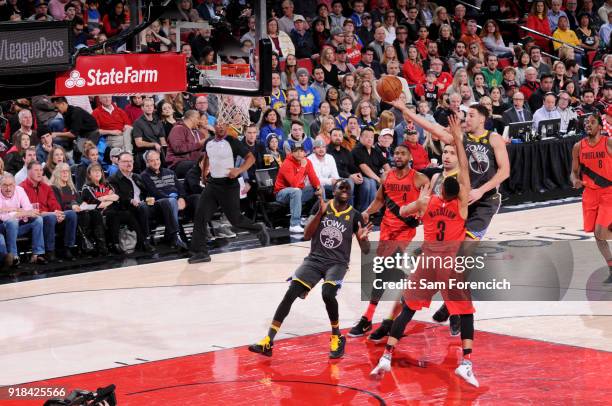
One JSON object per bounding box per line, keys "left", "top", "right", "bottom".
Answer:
{"left": 55, "top": 53, "right": 187, "bottom": 96}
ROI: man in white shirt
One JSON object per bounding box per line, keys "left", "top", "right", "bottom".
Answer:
{"left": 308, "top": 139, "right": 340, "bottom": 199}
{"left": 556, "top": 91, "right": 577, "bottom": 134}
{"left": 15, "top": 147, "right": 37, "bottom": 185}
{"left": 278, "top": 0, "right": 296, "bottom": 34}
{"left": 532, "top": 93, "right": 561, "bottom": 133}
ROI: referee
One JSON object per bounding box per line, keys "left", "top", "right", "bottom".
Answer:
{"left": 189, "top": 121, "right": 270, "bottom": 264}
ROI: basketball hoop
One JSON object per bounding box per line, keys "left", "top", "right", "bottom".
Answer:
{"left": 199, "top": 63, "right": 252, "bottom": 132}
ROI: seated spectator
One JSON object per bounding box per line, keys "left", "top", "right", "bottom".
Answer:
{"left": 526, "top": 1, "right": 553, "bottom": 52}
{"left": 402, "top": 45, "right": 425, "bottom": 85}
{"left": 556, "top": 91, "right": 578, "bottom": 134}
{"left": 159, "top": 102, "right": 178, "bottom": 138}
{"left": 15, "top": 147, "right": 37, "bottom": 184}
{"left": 503, "top": 91, "right": 533, "bottom": 125}
{"left": 283, "top": 121, "right": 313, "bottom": 156}
{"left": 283, "top": 100, "right": 310, "bottom": 137}
{"left": 5, "top": 133, "right": 31, "bottom": 175}
{"left": 92, "top": 95, "right": 133, "bottom": 155}
{"left": 108, "top": 152, "right": 154, "bottom": 252}
{"left": 44, "top": 146, "right": 68, "bottom": 180}
{"left": 51, "top": 96, "right": 100, "bottom": 158}
{"left": 107, "top": 147, "right": 121, "bottom": 177}
{"left": 553, "top": 16, "right": 582, "bottom": 63}
{"left": 259, "top": 108, "right": 285, "bottom": 145}
{"left": 448, "top": 41, "right": 469, "bottom": 74}
{"left": 335, "top": 96, "right": 354, "bottom": 130}
{"left": 166, "top": 110, "right": 206, "bottom": 178}
{"left": 326, "top": 128, "right": 363, "bottom": 197}
{"left": 356, "top": 47, "right": 384, "bottom": 79}
{"left": 0, "top": 173, "right": 45, "bottom": 265}
{"left": 184, "top": 155, "right": 205, "bottom": 195}
{"left": 403, "top": 128, "right": 429, "bottom": 170}
{"left": 481, "top": 54, "right": 503, "bottom": 89}
{"left": 258, "top": 134, "right": 285, "bottom": 169}
{"left": 295, "top": 68, "right": 321, "bottom": 125}
{"left": 132, "top": 97, "right": 167, "bottom": 171}
{"left": 274, "top": 144, "right": 321, "bottom": 234}
{"left": 429, "top": 58, "right": 453, "bottom": 92}
{"left": 308, "top": 139, "right": 340, "bottom": 199}
{"left": 140, "top": 150, "right": 189, "bottom": 250}
{"left": 548, "top": 0, "right": 568, "bottom": 32}
{"left": 481, "top": 20, "right": 514, "bottom": 58}
{"left": 21, "top": 161, "right": 78, "bottom": 261}
{"left": 577, "top": 88, "right": 599, "bottom": 115}
{"left": 532, "top": 93, "right": 561, "bottom": 133}
{"left": 520, "top": 67, "right": 540, "bottom": 101}
{"left": 529, "top": 73, "right": 555, "bottom": 112}
{"left": 376, "top": 128, "right": 395, "bottom": 167}
{"left": 351, "top": 127, "right": 390, "bottom": 211}
{"left": 415, "top": 70, "right": 443, "bottom": 111}
{"left": 529, "top": 46, "right": 551, "bottom": 77}
{"left": 36, "top": 131, "right": 57, "bottom": 164}
{"left": 194, "top": 96, "right": 216, "bottom": 127}
{"left": 75, "top": 142, "right": 103, "bottom": 190}
{"left": 290, "top": 14, "right": 316, "bottom": 59}
{"left": 124, "top": 95, "right": 144, "bottom": 123}
{"left": 12, "top": 109, "right": 40, "bottom": 146}
{"left": 50, "top": 162, "right": 107, "bottom": 255}
{"left": 80, "top": 163, "right": 130, "bottom": 254}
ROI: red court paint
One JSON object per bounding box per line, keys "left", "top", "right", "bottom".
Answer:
{"left": 5, "top": 321, "right": 610, "bottom": 405}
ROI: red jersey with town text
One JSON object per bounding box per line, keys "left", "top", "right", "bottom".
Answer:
{"left": 579, "top": 136, "right": 611, "bottom": 190}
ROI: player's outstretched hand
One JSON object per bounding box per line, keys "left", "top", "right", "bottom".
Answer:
{"left": 448, "top": 114, "right": 463, "bottom": 145}
{"left": 357, "top": 222, "right": 373, "bottom": 241}
{"left": 390, "top": 98, "right": 407, "bottom": 112}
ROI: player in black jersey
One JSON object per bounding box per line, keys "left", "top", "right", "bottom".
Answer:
{"left": 249, "top": 180, "right": 372, "bottom": 359}
{"left": 392, "top": 101, "right": 510, "bottom": 332}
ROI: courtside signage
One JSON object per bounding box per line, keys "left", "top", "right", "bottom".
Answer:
{"left": 55, "top": 53, "right": 187, "bottom": 96}
{"left": 0, "top": 21, "right": 72, "bottom": 75}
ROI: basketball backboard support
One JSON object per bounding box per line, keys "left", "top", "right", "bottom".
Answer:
{"left": 182, "top": 0, "right": 271, "bottom": 97}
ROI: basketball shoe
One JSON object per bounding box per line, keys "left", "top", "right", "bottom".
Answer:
{"left": 455, "top": 359, "right": 479, "bottom": 387}
{"left": 368, "top": 319, "right": 393, "bottom": 342}
{"left": 248, "top": 336, "right": 273, "bottom": 357}
{"left": 329, "top": 335, "right": 346, "bottom": 359}
{"left": 348, "top": 316, "right": 372, "bottom": 337}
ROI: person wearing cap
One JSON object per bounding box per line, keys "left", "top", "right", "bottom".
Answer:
{"left": 327, "top": 26, "right": 345, "bottom": 49}
{"left": 27, "top": 0, "right": 54, "bottom": 20}
{"left": 274, "top": 143, "right": 321, "bottom": 234}
{"left": 308, "top": 138, "right": 340, "bottom": 199}
{"left": 290, "top": 14, "right": 316, "bottom": 59}
{"left": 107, "top": 147, "right": 122, "bottom": 176}
{"left": 335, "top": 45, "right": 357, "bottom": 75}
{"left": 357, "top": 12, "right": 375, "bottom": 45}
{"left": 295, "top": 68, "right": 321, "bottom": 125}
{"left": 376, "top": 128, "right": 395, "bottom": 168}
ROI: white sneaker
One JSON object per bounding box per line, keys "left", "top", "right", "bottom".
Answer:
{"left": 217, "top": 225, "right": 236, "bottom": 238}
{"left": 289, "top": 225, "right": 304, "bottom": 234}
{"left": 455, "top": 360, "right": 479, "bottom": 387}
{"left": 369, "top": 354, "right": 392, "bottom": 378}
{"left": 300, "top": 217, "right": 307, "bottom": 227}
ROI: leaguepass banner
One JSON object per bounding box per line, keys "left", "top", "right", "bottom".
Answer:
{"left": 55, "top": 54, "right": 187, "bottom": 96}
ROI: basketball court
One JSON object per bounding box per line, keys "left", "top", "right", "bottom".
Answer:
{"left": 1, "top": 202, "right": 611, "bottom": 405}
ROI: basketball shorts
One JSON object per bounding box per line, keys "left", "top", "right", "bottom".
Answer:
{"left": 582, "top": 187, "right": 612, "bottom": 232}
{"left": 291, "top": 258, "right": 348, "bottom": 295}
{"left": 466, "top": 192, "right": 501, "bottom": 240}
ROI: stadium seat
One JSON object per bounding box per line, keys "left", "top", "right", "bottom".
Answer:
{"left": 254, "top": 168, "right": 289, "bottom": 228}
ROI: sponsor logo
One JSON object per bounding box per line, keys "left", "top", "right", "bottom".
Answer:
{"left": 63, "top": 67, "right": 159, "bottom": 88}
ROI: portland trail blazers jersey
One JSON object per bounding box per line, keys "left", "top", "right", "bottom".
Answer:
{"left": 464, "top": 131, "right": 498, "bottom": 191}
{"left": 422, "top": 195, "right": 465, "bottom": 255}
{"left": 308, "top": 201, "right": 362, "bottom": 265}
{"left": 579, "top": 136, "right": 611, "bottom": 190}
{"left": 380, "top": 169, "right": 420, "bottom": 241}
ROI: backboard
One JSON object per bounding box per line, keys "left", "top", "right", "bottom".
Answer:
{"left": 181, "top": 0, "right": 271, "bottom": 97}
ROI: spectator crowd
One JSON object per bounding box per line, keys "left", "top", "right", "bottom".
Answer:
{"left": 0, "top": 0, "right": 611, "bottom": 269}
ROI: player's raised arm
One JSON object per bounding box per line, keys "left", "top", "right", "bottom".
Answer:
{"left": 390, "top": 99, "right": 454, "bottom": 145}
{"left": 449, "top": 115, "right": 470, "bottom": 219}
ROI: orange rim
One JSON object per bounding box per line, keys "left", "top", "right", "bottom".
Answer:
{"left": 197, "top": 64, "right": 250, "bottom": 77}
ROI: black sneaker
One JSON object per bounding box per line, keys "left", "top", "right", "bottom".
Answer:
{"left": 368, "top": 319, "right": 393, "bottom": 342}
{"left": 348, "top": 316, "right": 372, "bottom": 337}
{"left": 188, "top": 252, "right": 211, "bottom": 264}
{"left": 433, "top": 303, "right": 450, "bottom": 323}
{"left": 256, "top": 223, "right": 270, "bottom": 246}
{"left": 248, "top": 336, "right": 273, "bottom": 357}
{"left": 329, "top": 335, "right": 346, "bottom": 359}
{"left": 449, "top": 315, "right": 461, "bottom": 336}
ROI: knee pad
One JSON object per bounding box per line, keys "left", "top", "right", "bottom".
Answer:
{"left": 460, "top": 314, "right": 474, "bottom": 341}
{"left": 321, "top": 283, "right": 339, "bottom": 302}
{"left": 287, "top": 280, "right": 310, "bottom": 300}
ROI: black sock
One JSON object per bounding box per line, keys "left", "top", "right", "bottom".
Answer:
{"left": 331, "top": 321, "right": 341, "bottom": 336}
{"left": 384, "top": 344, "right": 395, "bottom": 356}
{"left": 463, "top": 348, "right": 472, "bottom": 360}
{"left": 267, "top": 324, "right": 279, "bottom": 342}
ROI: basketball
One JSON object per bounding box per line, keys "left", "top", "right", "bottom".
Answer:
{"left": 377, "top": 76, "right": 403, "bottom": 102}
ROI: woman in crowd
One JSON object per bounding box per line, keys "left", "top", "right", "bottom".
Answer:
{"left": 356, "top": 100, "right": 378, "bottom": 130}
{"left": 315, "top": 4, "right": 331, "bottom": 31}
{"left": 258, "top": 134, "right": 284, "bottom": 169}
{"left": 200, "top": 46, "right": 216, "bottom": 67}
{"left": 51, "top": 162, "right": 107, "bottom": 256}
{"left": 82, "top": 162, "right": 148, "bottom": 255}
{"left": 402, "top": 45, "right": 425, "bottom": 86}
{"left": 44, "top": 146, "right": 69, "bottom": 180}
{"left": 436, "top": 24, "right": 456, "bottom": 59}
{"left": 102, "top": 0, "right": 130, "bottom": 37}
{"left": 564, "top": 81, "right": 581, "bottom": 107}
{"left": 4, "top": 133, "right": 30, "bottom": 174}
{"left": 281, "top": 54, "right": 298, "bottom": 89}
{"left": 375, "top": 110, "right": 396, "bottom": 138}
{"left": 515, "top": 51, "right": 531, "bottom": 85}
{"left": 467, "top": 41, "right": 485, "bottom": 63}
{"left": 258, "top": 108, "right": 285, "bottom": 144}
{"left": 340, "top": 73, "right": 359, "bottom": 103}
{"left": 423, "top": 129, "right": 443, "bottom": 163}
{"left": 428, "top": 6, "right": 452, "bottom": 42}
{"left": 316, "top": 116, "right": 336, "bottom": 145}
{"left": 357, "top": 80, "right": 380, "bottom": 115}
{"left": 282, "top": 100, "right": 309, "bottom": 137}
{"left": 271, "top": 52, "right": 281, "bottom": 74}
{"left": 471, "top": 72, "right": 489, "bottom": 102}
{"left": 552, "top": 61, "right": 568, "bottom": 94}
{"left": 414, "top": 26, "right": 431, "bottom": 59}
{"left": 312, "top": 17, "right": 330, "bottom": 53}
{"left": 466, "top": 58, "right": 483, "bottom": 84}
{"left": 249, "top": 97, "right": 264, "bottom": 125}
{"left": 320, "top": 47, "right": 341, "bottom": 88}
{"left": 382, "top": 9, "right": 398, "bottom": 43}
{"left": 160, "top": 102, "right": 177, "bottom": 138}
{"left": 381, "top": 45, "right": 399, "bottom": 74}
{"left": 446, "top": 68, "right": 469, "bottom": 95}
{"left": 159, "top": 94, "right": 184, "bottom": 119}
{"left": 266, "top": 17, "right": 294, "bottom": 59}
{"left": 481, "top": 19, "right": 514, "bottom": 58}
{"left": 576, "top": 13, "right": 599, "bottom": 55}
{"left": 326, "top": 87, "right": 341, "bottom": 116}
{"left": 343, "top": 116, "right": 361, "bottom": 151}
{"left": 526, "top": 0, "right": 552, "bottom": 52}
{"left": 489, "top": 87, "right": 509, "bottom": 119}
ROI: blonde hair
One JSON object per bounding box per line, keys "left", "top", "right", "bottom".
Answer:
{"left": 51, "top": 162, "right": 76, "bottom": 193}
{"left": 376, "top": 110, "right": 395, "bottom": 133}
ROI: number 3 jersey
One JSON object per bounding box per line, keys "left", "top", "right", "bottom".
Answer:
{"left": 308, "top": 201, "right": 363, "bottom": 265}
{"left": 422, "top": 195, "right": 465, "bottom": 254}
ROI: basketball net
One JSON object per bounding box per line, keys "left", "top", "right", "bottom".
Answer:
{"left": 215, "top": 64, "right": 252, "bottom": 134}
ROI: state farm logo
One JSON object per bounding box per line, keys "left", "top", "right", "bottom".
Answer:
{"left": 65, "top": 70, "right": 85, "bottom": 88}
{"left": 63, "top": 66, "right": 159, "bottom": 88}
